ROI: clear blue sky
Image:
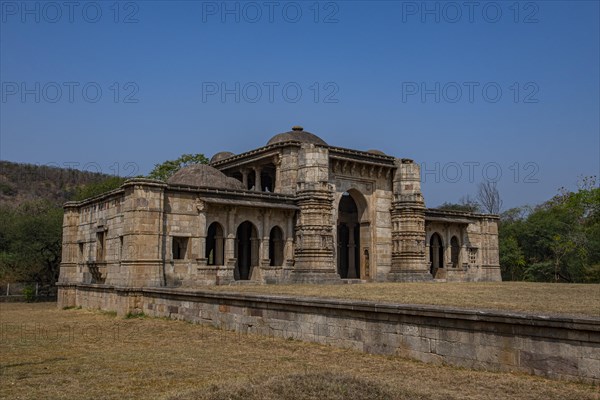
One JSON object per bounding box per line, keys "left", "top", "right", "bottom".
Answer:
{"left": 1, "top": 0, "right": 598, "bottom": 210}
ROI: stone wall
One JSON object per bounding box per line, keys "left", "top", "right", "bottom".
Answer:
{"left": 425, "top": 213, "right": 501, "bottom": 282}
{"left": 58, "top": 284, "right": 600, "bottom": 384}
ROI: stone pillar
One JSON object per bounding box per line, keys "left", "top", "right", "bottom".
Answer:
{"left": 215, "top": 236, "right": 224, "bottom": 265}
{"left": 195, "top": 200, "right": 207, "bottom": 262}
{"left": 347, "top": 225, "right": 357, "bottom": 279}
{"left": 460, "top": 245, "right": 467, "bottom": 267}
{"left": 254, "top": 166, "right": 262, "bottom": 191}
{"left": 284, "top": 212, "right": 294, "bottom": 265}
{"left": 251, "top": 237, "right": 260, "bottom": 267}
{"left": 241, "top": 169, "right": 249, "bottom": 189}
{"left": 389, "top": 159, "right": 431, "bottom": 282}
{"left": 225, "top": 207, "right": 236, "bottom": 266}
{"left": 261, "top": 211, "right": 270, "bottom": 266}
{"left": 273, "top": 155, "right": 282, "bottom": 193}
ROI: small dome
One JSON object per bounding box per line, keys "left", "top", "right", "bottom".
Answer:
{"left": 167, "top": 164, "right": 243, "bottom": 190}
{"left": 366, "top": 149, "right": 387, "bottom": 156}
{"left": 267, "top": 126, "right": 328, "bottom": 146}
{"left": 210, "top": 151, "right": 235, "bottom": 164}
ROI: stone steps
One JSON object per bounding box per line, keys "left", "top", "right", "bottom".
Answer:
{"left": 229, "top": 280, "right": 261, "bottom": 285}
{"left": 341, "top": 279, "right": 367, "bottom": 284}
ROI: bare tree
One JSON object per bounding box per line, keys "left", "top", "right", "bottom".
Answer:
{"left": 477, "top": 181, "right": 502, "bottom": 214}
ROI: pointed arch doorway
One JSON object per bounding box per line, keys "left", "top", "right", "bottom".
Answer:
{"left": 337, "top": 191, "right": 368, "bottom": 279}
{"left": 429, "top": 233, "right": 444, "bottom": 276}
{"left": 235, "top": 221, "right": 258, "bottom": 280}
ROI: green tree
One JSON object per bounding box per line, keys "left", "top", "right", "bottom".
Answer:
{"left": 499, "top": 177, "right": 599, "bottom": 283}
{"left": 499, "top": 236, "right": 526, "bottom": 280}
{"left": 437, "top": 195, "right": 480, "bottom": 213}
{"left": 148, "top": 153, "right": 209, "bottom": 181}
{"left": 73, "top": 176, "right": 126, "bottom": 201}
{"left": 0, "top": 200, "right": 63, "bottom": 285}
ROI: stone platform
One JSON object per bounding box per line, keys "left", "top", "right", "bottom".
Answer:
{"left": 58, "top": 283, "right": 599, "bottom": 384}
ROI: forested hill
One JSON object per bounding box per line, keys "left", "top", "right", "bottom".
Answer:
{"left": 0, "top": 160, "right": 113, "bottom": 207}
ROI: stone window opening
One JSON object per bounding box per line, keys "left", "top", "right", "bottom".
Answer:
{"left": 172, "top": 237, "right": 189, "bottom": 260}
{"left": 469, "top": 248, "right": 478, "bottom": 265}
{"left": 451, "top": 236, "right": 460, "bottom": 268}
{"left": 261, "top": 172, "right": 272, "bottom": 192}
{"left": 119, "top": 236, "right": 124, "bottom": 260}
{"left": 269, "top": 226, "right": 284, "bottom": 267}
{"left": 78, "top": 243, "right": 84, "bottom": 263}
{"left": 260, "top": 164, "right": 276, "bottom": 192}
{"left": 248, "top": 171, "right": 256, "bottom": 190}
{"left": 242, "top": 163, "right": 276, "bottom": 192}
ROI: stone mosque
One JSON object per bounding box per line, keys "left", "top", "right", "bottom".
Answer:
{"left": 58, "top": 126, "right": 501, "bottom": 288}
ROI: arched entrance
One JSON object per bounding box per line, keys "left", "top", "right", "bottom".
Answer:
{"left": 269, "top": 226, "right": 284, "bottom": 267}
{"left": 337, "top": 192, "right": 361, "bottom": 279}
{"left": 235, "top": 221, "right": 258, "bottom": 280}
{"left": 206, "top": 222, "right": 224, "bottom": 265}
{"left": 429, "top": 233, "right": 444, "bottom": 275}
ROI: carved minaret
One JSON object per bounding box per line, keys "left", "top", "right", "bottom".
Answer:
{"left": 389, "top": 159, "right": 431, "bottom": 281}
{"left": 290, "top": 143, "right": 340, "bottom": 283}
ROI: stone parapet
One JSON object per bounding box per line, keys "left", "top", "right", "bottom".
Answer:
{"left": 58, "top": 284, "right": 600, "bottom": 384}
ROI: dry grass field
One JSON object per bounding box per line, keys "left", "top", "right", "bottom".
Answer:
{"left": 201, "top": 282, "right": 600, "bottom": 318}
{"left": 1, "top": 302, "right": 598, "bottom": 400}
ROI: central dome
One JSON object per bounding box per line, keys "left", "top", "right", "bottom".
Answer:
{"left": 266, "top": 126, "right": 328, "bottom": 146}
{"left": 167, "top": 164, "right": 243, "bottom": 190}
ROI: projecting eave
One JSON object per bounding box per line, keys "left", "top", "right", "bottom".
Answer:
{"left": 425, "top": 208, "right": 499, "bottom": 224}
{"left": 166, "top": 183, "right": 298, "bottom": 209}
{"left": 210, "top": 141, "right": 297, "bottom": 170}
{"left": 211, "top": 141, "right": 399, "bottom": 172}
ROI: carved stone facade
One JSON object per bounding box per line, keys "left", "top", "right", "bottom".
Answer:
{"left": 59, "top": 127, "right": 501, "bottom": 287}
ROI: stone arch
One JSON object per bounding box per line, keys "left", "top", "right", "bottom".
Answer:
{"left": 429, "top": 233, "right": 444, "bottom": 275}
{"left": 235, "top": 221, "right": 258, "bottom": 280}
{"left": 269, "top": 226, "right": 284, "bottom": 267}
{"left": 450, "top": 236, "right": 460, "bottom": 268}
{"left": 336, "top": 189, "right": 370, "bottom": 279}
{"left": 206, "top": 221, "right": 224, "bottom": 266}
{"left": 344, "top": 188, "right": 369, "bottom": 223}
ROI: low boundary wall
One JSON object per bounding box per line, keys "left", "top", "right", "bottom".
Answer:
{"left": 57, "top": 283, "right": 600, "bottom": 384}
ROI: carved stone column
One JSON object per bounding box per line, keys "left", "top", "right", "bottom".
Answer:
{"left": 389, "top": 159, "right": 431, "bottom": 281}
{"left": 289, "top": 144, "right": 340, "bottom": 283}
